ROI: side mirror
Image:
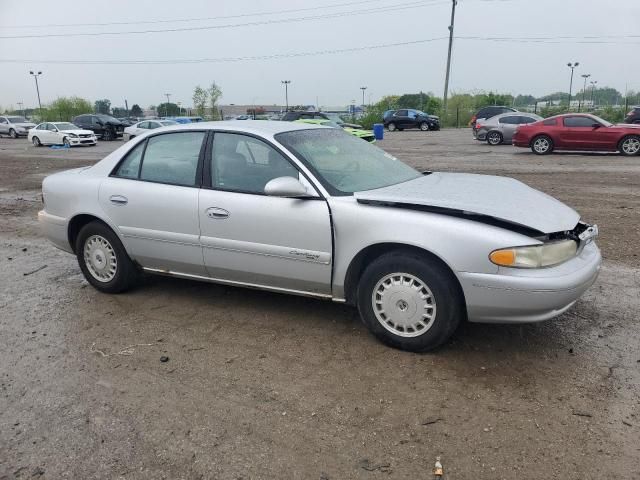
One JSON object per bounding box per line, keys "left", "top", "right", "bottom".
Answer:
{"left": 592, "top": 123, "right": 601, "bottom": 128}
{"left": 264, "top": 176, "right": 310, "bottom": 198}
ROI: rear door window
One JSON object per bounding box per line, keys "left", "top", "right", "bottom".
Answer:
{"left": 139, "top": 132, "right": 205, "bottom": 186}
{"left": 499, "top": 116, "right": 519, "bottom": 124}
{"left": 395, "top": 110, "right": 408, "bottom": 117}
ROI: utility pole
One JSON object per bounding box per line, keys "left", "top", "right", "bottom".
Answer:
{"left": 579, "top": 74, "right": 590, "bottom": 112}
{"left": 360, "top": 86, "right": 367, "bottom": 112}
{"left": 29, "top": 71, "right": 43, "bottom": 118}
{"left": 17, "top": 102, "right": 25, "bottom": 118}
{"left": 281, "top": 80, "right": 291, "bottom": 112}
{"left": 566, "top": 62, "right": 579, "bottom": 109}
{"left": 442, "top": 0, "right": 457, "bottom": 124}
{"left": 124, "top": 99, "right": 129, "bottom": 117}
{"left": 164, "top": 93, "right": 171, "bottom": 117}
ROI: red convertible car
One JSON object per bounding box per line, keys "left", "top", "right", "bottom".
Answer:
{"left": 512, "top": 113, "right": 640, "bottom": 156}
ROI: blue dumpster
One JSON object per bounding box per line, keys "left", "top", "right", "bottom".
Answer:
{"left": 373, "top": 123, "right": 384, "bottom": 141}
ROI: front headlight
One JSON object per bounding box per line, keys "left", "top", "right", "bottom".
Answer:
{"left": 489, "top": 240, "right": 578, "bottom": 268}
{"left": 68, "top": 133, "right": 78, "bottom": 138}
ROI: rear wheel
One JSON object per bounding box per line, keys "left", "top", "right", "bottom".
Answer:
{"left": 619, "top": 135, "right": 640, "bottom": 156}
{"left": 76, "top": 221, "right": 138, "bottom": 293}
{"left": 531, "top": 135, "right": 554, "bottom": 155}
{"left": 357, "top": 250, "right": 463, "bottom": 352}
{"left": 9, "top": 129, "right": 17, "bottom": 139}
{"left": 487, "top": 131, "right": 503, "bottom": 145}
{"left": 32, "top": 136, "right": 41, "bottom": 147}
{"left": 419, "top": 122, "right": 429, "bottom": 131}
{"left": 387, "top": 122, "right": 396, "bottom": 132}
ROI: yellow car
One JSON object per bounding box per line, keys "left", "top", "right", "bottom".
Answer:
{"left": 294, "top": 118, "right": 375, "bottom": 142}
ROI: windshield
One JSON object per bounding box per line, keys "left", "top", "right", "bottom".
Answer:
{"left": 159, "top": 120, "right": 178, "bottom": 126}
{"left": 54, "top": 123, "right": 79, "bottom": 130}
{"left": 275, "top": 128, "right": 421, "bottom": 195}
{"left": 8, "top": 117, "right": 27, "bottom": 123}
{"left": 96, "top": 114, "right": 119, "bottom": 122}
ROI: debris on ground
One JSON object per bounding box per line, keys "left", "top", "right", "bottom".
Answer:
{"left": 572, "top": 411, "right": 593, "bottom": 418}
{"left": 358, "top": 458, "right": 392, "bottom": 473}
{"left": 90, "top": 342, "right": 156, "bottom": 357}
{"left": 433, "top": 456, "right": 444, "bottom": 477}
{"left": 23, "top": 264, "right": 47, "bottom": 276}
{"left": 160, "top": 356, "right": 169, "bottom": 363}
{"left": 421, "top": 417, "right": 443, "bottom": 426}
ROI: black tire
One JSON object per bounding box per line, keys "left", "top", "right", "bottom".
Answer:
{"left": 419, "top": 122, "right": 429, "bottom": 131}
{"left": 618, "top": 135, "right": 640, "bottom": 156}
{"left": 530, "top": 135, "right": 554, "bottom": 155}
{"left": 486, "top": 131, "right": 503, "bottom": 145}
{"left": 357, "top": 250, "right": 463, "bottom": 352}
{"left": 102, "top": 128, "right": 114, "bottom": 141}
{"left": 75, "top": 221, "right": 138, "bottom": 293}
{"left": 63, "top": 137, "right": 71, "bottom": 147}
{"left": 9, "top": 128, "right": 17, "bottom": 139}
{"left": 398, "top": 128, "right": 404, "bottom": 131}
{"left": 387, "top": 122, "right": 396, "bottom": 132}
{"left": 32, "top": 136, "right": 41, "bottom": 147}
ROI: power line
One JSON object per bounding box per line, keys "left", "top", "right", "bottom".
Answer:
{"left": 2, "top": 0, "right": 390, "bottom": 28}
{"left": 2, "top": 34, "right": 639, "bottom": 66}
{"left": 0, "top": 1, "right": 449, "bottom": 39}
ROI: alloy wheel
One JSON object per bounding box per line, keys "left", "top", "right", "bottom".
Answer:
{"left": 488, "top": 132, "right": 502, "bottom": 145}
{"left": 372, "top": 272, "right": 437, "bottom": 338}
{"left": 621, "top": 137, "right": 640, "bottom": 155}
{"left": 533, "top": 137, "right": 550, "bottom": 153}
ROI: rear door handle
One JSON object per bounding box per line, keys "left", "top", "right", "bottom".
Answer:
{"left": 110, "top": 195, "right": 128, "bottom": 205}
{"left": 206, "top": 207, "right": 230, "bottom": 219}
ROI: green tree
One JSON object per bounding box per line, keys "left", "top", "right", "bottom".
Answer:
{"left": 192, "top": 86, "right": 208, "bottom": 118}
{"left": 94, "top": 99, "right": 111, "bottom": 114}
{"left": 207, "top": 82, "right": 222, "bottom": 120}
{"left": 157, "top": 102, "right": 180, "bottom": 116}
{"left": 44, "top": 96, "right": 92, "bottom": 121}
{"left": 112, "top": 107, "right": 128, "bottom": 118}
{"left": 130, "top": 104, "right": 143, "bottom": 117}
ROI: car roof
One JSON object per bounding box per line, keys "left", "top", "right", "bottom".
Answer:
{"left": 147, "top": 120, "right": 328, "bottom": 135}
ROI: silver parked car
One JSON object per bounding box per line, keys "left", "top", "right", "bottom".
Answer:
{"left": 0, "top": 115, "right": 36, "bottom": 138}
{"left": 476, "top": 112, "right": 543, "bottom": 145}
{"left": 39, "top": 121, "right": 601, "bottom": 352}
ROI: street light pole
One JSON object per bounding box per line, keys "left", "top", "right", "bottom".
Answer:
{"left": 17, "top": 102, "right": 25, "bottom": 118}
{"left": 164, "top": 93, "right": 171, "bottom": 117}
{"left": 281, "top": 80, "right": 291, "bottom": 112}
{"left": 360, "top": 86, "right": 367, "bottom": 111}
{"left": 579, "top": 74, "right": 590, "bottom": 112}
{"left": 29, "top": 71, "right": 43, "bottom": 118}
{"left": 442, "top": 0, "right": 458, "bottom": 124}
{"left": 566, "top": 62, "right": 579, "bottom": 109}
{"left": 590, "top": 80, "right": 598, "bottom": 106}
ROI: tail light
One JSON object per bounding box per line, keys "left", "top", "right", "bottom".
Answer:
{"left": 476, "top": 122, "right": 482, "bottom": 129}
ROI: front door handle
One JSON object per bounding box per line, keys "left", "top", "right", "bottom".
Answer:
{"left": 110, "top": 195, "right": 128, "bottom": 205}
{"left": 206, "top": 207, "right": 230, "bottom": 219}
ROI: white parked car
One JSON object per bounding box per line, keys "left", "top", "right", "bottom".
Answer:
{"left": 124, "top": 120, "right": 177, "bottom": 140}
{"left": 28, "top": 122, "right": 96, "bottom": 147}
{"left": 0, "top": 115, "right": 36, "bottom": 138}
{"left": 38, "top": 121, "right": 600, "bottom": 352}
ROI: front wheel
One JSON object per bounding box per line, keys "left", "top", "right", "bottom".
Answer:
{"left": 357, "top": 251, "right": 463, "bottom": 352}
{"left": 487, "top": 131, "right": 503, "bottom": 145}
{"left": 32, "top": 136, "right": 42, "bottom": 147}
{"left": 387, "top": 122, "right": 396, "bottom": 132}
{"left": 63, "top": 137, "right": 71, "bottom": 147}
{"left": 419, "top": 122, "right": 429, "bottom": 131}
{"left": 102, "top": 128, "right": 114, "bottom": 141}
{"left": 619, "top": 135, "right": 640, "bottom": 156}
{"left": 531, "top": 135, "right": 554, "bottom": 155}
{"left": 76, "top": 221, "right": 138, "bottom": 293}
{"left": 9, "top": 129, "right": 17, "bottom": 139}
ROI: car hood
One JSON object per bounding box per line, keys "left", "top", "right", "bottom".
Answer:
{"left": 354, "top": 172, "right": 580, "bottom": 234}
{"left": 343, "top": 127, "right": 374, "bottom": 137}
{"left": 59, "top": 129, "right": 94, "bottom": 135}
{"left": 614, "top": 123, "right": 640, "bottom": 129}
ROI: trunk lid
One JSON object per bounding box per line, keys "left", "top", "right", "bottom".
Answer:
{"left": 354, "top": 172, "right": 580, "bottom": 234}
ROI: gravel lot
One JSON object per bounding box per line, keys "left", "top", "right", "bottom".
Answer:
{"left": 1, "top": 130, "right": 639, "bottom": 479}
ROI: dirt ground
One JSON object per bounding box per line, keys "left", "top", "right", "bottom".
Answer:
{"left": 1, "top": 130, "right": 639, "bottom": 480}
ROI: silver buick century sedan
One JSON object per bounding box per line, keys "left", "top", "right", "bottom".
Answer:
{"left": 39, "top": 121, "right": 601, "bottom": 352}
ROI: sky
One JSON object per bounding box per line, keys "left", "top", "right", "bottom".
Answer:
{"left": 0, "top": 0, "right": 639, "bottom": 111}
